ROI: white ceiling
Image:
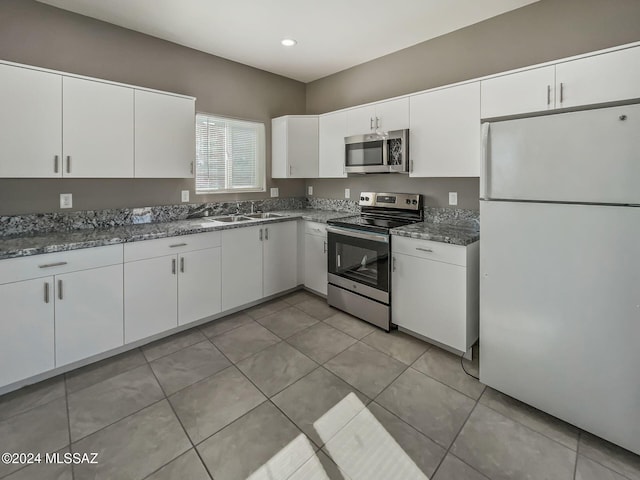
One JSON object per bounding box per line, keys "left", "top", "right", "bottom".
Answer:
{"left": 38, "top": 0, "right": 539, "bottom": 82}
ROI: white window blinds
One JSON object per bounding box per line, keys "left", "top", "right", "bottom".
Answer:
{"left": 195, "top": 113, "right": 265, "bottom": 194}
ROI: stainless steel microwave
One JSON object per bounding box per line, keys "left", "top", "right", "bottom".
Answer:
{"left": 345, "top": 129, "right": 409, "bottom": 174}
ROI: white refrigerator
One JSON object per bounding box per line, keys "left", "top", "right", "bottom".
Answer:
{"left": 479, "top": 104, "right": 640, "bottom": 455}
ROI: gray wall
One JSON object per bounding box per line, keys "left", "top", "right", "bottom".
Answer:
{"left": 305, "top": 0, "right": 640, "bottom": 210}
{"left": 0, "top": 0, "right": 306, "bottom": 215}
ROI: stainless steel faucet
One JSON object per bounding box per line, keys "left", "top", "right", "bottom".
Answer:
{"left": 250, "top": 201, "right": 256, "bottom": 214}
{"left": 235, "top": 201, "right": 241, "bottom": 214}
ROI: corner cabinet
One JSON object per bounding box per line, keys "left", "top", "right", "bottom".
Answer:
{"left": 409, "top": 82, "right": 481, "bottom": 177}
{"left": 391, "top": 236, "right": 479, "bottom": 354}
{"left": 134, "top": 90, "right": 195, "bottom": 178}
{"left": 272, "top": 115, "right": 319, "bottom": 178}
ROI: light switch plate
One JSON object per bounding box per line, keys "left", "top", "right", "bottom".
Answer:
{"left": 449, "top": 192, "right": 458, "bottom": 206}
{"left": 181, "top": 190, "right": 190, "bottom": 202}
{"left": 270, "top": 187, "right": 279, "bottom": 197}
{"left": 307, "top": 185, "right": 313, "bottom": 195}
{"left": 345, "top": 188, "right": 350, "bottom": 199}
{"left": 60, "top": 193, "right": 72, "bottom": 209}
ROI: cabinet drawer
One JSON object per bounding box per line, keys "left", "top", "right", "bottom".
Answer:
{"left": 392, "top": 236, "right": 466, "bottom": 266}
{"left": 124, "top": 231, "right": 221, "bottom": 262}
{"left": 305, "top": 222, "right": 327, "bottom": 237}
{"left": 0, "top": 245, "right": 123, "bottom": 285}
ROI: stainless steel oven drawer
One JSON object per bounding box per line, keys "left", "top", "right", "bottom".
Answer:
{"left": 327, "top": 284, "right": 390, "bottom": 331}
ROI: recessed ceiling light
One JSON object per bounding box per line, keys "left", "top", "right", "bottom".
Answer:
{"left": 281, "top": 38, "right": 297, "bottom": 47}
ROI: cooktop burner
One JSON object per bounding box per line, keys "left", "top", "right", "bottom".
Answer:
{"left": 328, "top": 215, "right": 414, "bottom": 234}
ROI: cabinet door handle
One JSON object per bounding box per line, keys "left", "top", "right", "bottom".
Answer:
{"left": 559, "top": 82, "right": 564, "bottom": 104}
{"left": 547, "top": 85, "right": 551, "bottom": 105}
{"left": 259, "top": 228, "right": 263, "bottom": 241}
{"left": 392, "top": 256, "right": 396, "bottom": 272}
{"left": 180, "top": 257, "right": 185, "bottom": 273}
{"left": 172, "top": 258, "right": 176, "bottom": 274}
{"left": 410, "top": 160, "right": 414, "bottom": 173}
{"left": 58, "top": 279, "right": 63, "bottom": 300}
{"left": 38, "top": 261, "right": 67, "bottom": 269}
{"left": 370, "top": 117, "right": 374, "bottom": 130}
{"left": 44, "top": 282, "right": 50, "bottom": 304}
{"left": 313, "top": 228, "right": 322, "bottom": 233}
{"left": 190, "top": 161, "right": 194, "bottom": 175}
{"left": 169, "top": 243, "right": 187, "bottom": 248}
{"left": 337, "top": 254, "right": 341, "bottom": 268}
{"left": 289, "top": 165, "right": 292, "bottom": 176}
{"left": 323, "top": 241, "right": 327, "bottom": 254}
{"left": 265, "top": 228, "right": 269, "bottom": 240}
{"left": 54, "top": 155, "right": 59, "bottom": 173}
{"left": 66, "top": 156, "right": 71, "bottom": 174}
{"left": 376, "top": 117, "right": 380, "bottom": 129}
{"left": 416, "top": 247, "right": 433, "bottom": 253}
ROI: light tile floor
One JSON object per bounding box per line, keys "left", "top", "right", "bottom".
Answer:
{"left": 1, "top": 290, "right": 639, "bottom": 480}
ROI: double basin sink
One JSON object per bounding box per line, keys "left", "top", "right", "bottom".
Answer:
{"left": 204, "top": 212, "right": 286, "bottom": 223}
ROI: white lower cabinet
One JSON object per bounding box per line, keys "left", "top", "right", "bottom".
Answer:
{"left": 124, "top": 255, "right": 178, "bottom": 343}
{"left": 263, "top": 221, "right": 298, "bottom": 297}
{"left": 221, "top": 221, "right": 298, "bottom": 310}
{"left": 392, "top": 236, "right": 479, "bottom": 353}
{"left": 55, "top": 264, "right": 124, "bottom": 366}
{"left": 178, "top": 247, "right": 222, "bottom": 325}
{"left": 304, "top": 222, "right": 328, "bottom": 295}
{"left": 0, "top": 277, "right": 55, "bottom": 387}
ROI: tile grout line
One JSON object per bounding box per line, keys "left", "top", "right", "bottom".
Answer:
{"left": 573, "top": 430, "right": 581, "bottom": 480}
{"left": 64, "top": 375, "right": 75, "bottom": 480}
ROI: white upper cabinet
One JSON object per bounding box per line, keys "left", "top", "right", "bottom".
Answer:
{"left": 410, "top": 82, "right": 481, "bottom": 177}
{"left": 555, "top": 46, "right": 640, "bottom": 109}
{"left": 63, "top": 77, "right": 134, "bottom": 177}
{"left": 346, "top": 97, "right": 409, "bottom": 136}
{"left": 318, "top": 111, "right": 347, "bottom": 178}
{"left": 134, "top": 90, "right": 195, "bottom": 178}
{"left": 480, "top": 65, "right": 555, "bottom": 118}
{"left": 272, "top": 115, "right": 319, "bottom": 178}
{"left": 0, "top": 64, "right": 62, "bottom": 178}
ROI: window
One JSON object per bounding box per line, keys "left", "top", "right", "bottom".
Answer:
{"left": 195, "top": 113, "right": 265, "bottom": 194}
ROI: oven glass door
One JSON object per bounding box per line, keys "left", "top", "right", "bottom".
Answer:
{"left": 345, "top": 140, "right": 384, "bottom": 168}
{"left": 327, "top": 229, "right": 389, "bottom": 293}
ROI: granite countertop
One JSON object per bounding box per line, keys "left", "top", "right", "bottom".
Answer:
{"left": 0, "top": 209, "right": 352, "bottom": 260}
{"left": 390, "top": 221, "right": 480, "bottom": 246}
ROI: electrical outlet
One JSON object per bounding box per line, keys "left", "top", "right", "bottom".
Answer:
{"left": 270, "top": 187, "right": 279, "bottom": 197}
{"left": 307, "top": 185, "right": 313, "bottom": 195}
{"left": 449, "top": 192, "right": 458, "bottom": 206}
{"left": 181, "top": 190, "right": 190, "bottom": 202}
{"left": 345, "top": 188, "right": 350, "bottom": 199}
{"left": 59, "top": 193, "right": 73, "bottom": 209}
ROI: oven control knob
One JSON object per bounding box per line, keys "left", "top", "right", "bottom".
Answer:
{"left": 365, "top": 196, "right": 370, "bottom": 201}
{"left": 412, "top": 199, "right": 418, "bottom": 205}
{"left": 405, "top": 199, "right": 411, "bottom": 204}
{"left": 360, "top": 196, "right": 365, "bottom": 201}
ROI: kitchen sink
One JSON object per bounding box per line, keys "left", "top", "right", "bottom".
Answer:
{"left": 244, "top": 213, "right": 286, "bottom": 219}
{"left": 210, "top": 215, "right": 254, "bottom": 223}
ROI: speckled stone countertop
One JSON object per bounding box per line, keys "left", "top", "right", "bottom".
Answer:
{"left": 0, "top": 209, "right": 352, "bottom": 260}
{"left": 390, "top": 221, "right": 480, "bottom": 246}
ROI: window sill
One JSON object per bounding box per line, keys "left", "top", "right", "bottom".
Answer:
{"left": 195, "top": 187, "right": 266, "bottom": 195}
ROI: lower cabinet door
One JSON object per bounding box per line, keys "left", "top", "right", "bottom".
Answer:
{"left": 0, "top": 277, "right": 55, "bottom": 387}
{"left": 221, "top": 226, "right": 263, "bottom": 311}
{"left": 263, "top": 221, "right": 298, "bottom": 297}
{"left": 392, "top": 253, "right": 467, "bottom": 351}
{"left": 178, "top": 247, "right": 222, "bottom": 325}
{"left": 125, "top": 255, "right": 178, "bottom": 343}
{"left": 55, "top": 264, "right": 124, "bottom": 366}
{"left": 304, "top": 233, "right": 327, "bottom": 295}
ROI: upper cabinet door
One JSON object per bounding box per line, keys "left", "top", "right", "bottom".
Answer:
{"left": 0, "top": 64, "right": 62, "bottom": 178}
{"left": 319, "top": 111, "right": 347, "bottom": 178}
{"left": 346, "top": 105, "right": 376, "bottom": 136}
{"left": 134, "top": 91, "right": 195, "bottom": 178}
{"left": 410, "top": 82, "right": 481, "bottom": 177}
{"left": 555, "top": 46, "right": 640, "bottom": 109}
{"left": 271, "top": 116, "right": 318, "bottom": 178}
{"left": 481, "top": 66, "right": 556, "bottom": 118}
{"left": 375, "top": 97, "right": 409, "bottom": 131}
{"left": 63, "top": 77, "right": 134, "bottom": 177}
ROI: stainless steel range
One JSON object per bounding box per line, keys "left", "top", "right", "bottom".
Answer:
{"left": 326, "top": 192, "right": 423, "bottom": 331}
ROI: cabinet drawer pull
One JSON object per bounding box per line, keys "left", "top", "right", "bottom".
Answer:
{"left": 44, "top": 282, "right": 50, "bottom": 304}
{"left": 54, "top": 155, "right": 59, "bottom": 173}
{"left": 180, "top": 257, "right": 185, "bottom": 273}
{"left": 313, "top": 228, "right": 322, "bottom": 233}
{"left": 38, "top": 261, "right": 68, "bottom": 269}
{"left": 66, "top": 155, "right": 71, "bottom": 174}
{"left": 416, "top": 247, "right": 433, "bottom": 253}
{"left": 172, "top": 258, "right": 176, "bottom": 274}
{"left": 169, "top": 243, "right": 187, "bottom": 248}
{"left": 58, "top": 279, "right": 63, "bottom": 300}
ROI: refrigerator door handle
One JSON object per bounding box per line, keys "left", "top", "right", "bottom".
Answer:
{"left": 480, "top": 122, "right": 491, "bottom": 200}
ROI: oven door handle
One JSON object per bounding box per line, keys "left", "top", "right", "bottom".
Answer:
{"left": 326, "top": 226, "right": 389, "bottom": 243}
